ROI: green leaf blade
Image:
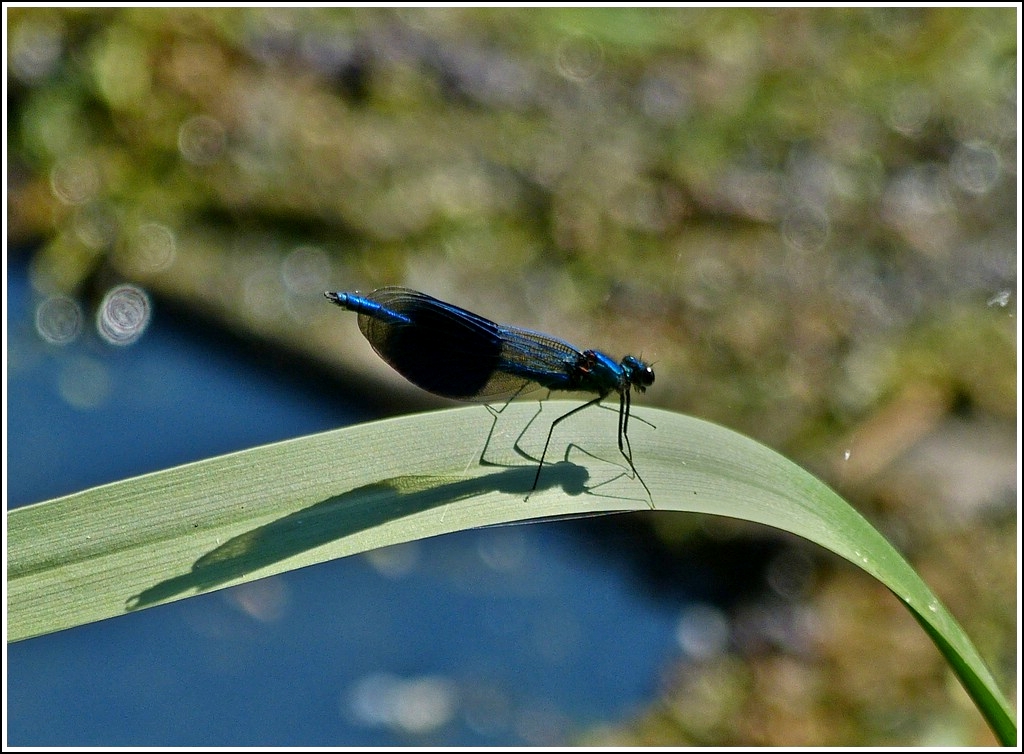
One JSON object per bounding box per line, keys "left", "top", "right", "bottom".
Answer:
{"left": 6, "top": 403, "right": 1015, "bottom": 744}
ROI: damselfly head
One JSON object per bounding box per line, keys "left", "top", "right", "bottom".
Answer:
{"left": 622, "top": 356, "right": 655, "bottom": 392}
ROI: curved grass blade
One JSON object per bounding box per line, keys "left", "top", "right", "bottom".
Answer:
{"left": 5, "top": 402, "right": 1015, "bottom": 744}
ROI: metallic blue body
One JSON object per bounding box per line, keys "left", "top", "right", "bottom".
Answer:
{"left": 325, "top": 287, "right": 655, "bottom": 497}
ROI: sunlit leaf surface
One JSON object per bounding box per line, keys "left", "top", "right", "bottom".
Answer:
{"left": 7, "top": 403, "right": 1015, "bottom": 744}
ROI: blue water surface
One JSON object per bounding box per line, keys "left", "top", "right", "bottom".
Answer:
{"left": 6, "top": 263, "right": 687, "bottom": 746}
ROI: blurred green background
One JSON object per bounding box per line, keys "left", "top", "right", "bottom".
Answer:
{"left": 6, "top": 6, "right": 1017, "bottom": 745}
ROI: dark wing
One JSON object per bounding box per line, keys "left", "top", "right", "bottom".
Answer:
{"left": 357, "top": 287, "right": 576, "bottom": 401}
{"left": 491, "top": 324, "right": 582, "bottom": 394}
